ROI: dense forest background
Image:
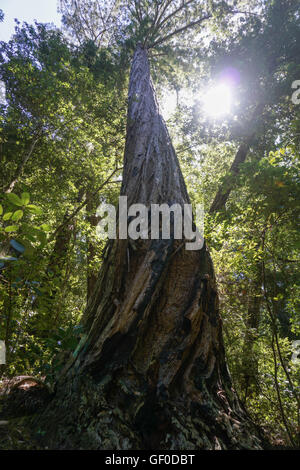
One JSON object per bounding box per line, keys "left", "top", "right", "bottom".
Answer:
{"left": 0, "top": 0, "right": 299, "bottom": 449}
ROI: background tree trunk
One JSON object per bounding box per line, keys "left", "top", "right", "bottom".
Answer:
{"left": 34, "top": 45, "right": 264, "bottom": 450}
{"left": 209, "top": 103, "right": 264, "bottom": 214}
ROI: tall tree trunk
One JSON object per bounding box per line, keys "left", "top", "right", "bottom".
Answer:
{"left": 209, "top": 137, "right": 253, "bottom": 214}
{"left": 34, "top": 45, "right": 264, "bottom": 450}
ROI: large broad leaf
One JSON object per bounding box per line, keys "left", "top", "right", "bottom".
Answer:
{"left": 27, "top": 204, "right": 43, "bottom": 215}
{"left": 4, "top": 225, "right": 18, "bottom": 232}
{"left": 21, "top": 192, "right": 30, "bottom": 205}
{"left": 12, "top": 210, "right": 23, "bottom": 222}
{"left": 6, "top": 193, "right": 23, "bottom": 207}
{"left": 3, "top": 212, "right": 12, "bottom": 221}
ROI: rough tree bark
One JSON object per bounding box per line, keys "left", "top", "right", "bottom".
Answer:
{"left": 34, "top": 45, "right": 264, "bottom": 450}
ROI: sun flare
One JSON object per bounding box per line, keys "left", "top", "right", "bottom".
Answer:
{"left": 202, "top": 83, "right": 232, "bottom": 118}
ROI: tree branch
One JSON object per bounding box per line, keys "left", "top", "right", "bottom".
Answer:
{"left": 156, "top": 0, "right": 195, "bottom": 32}
{"left": 153, "top": 0, "right": 173, "bottom": 31}
{"left": 4, "top": 132, "right": 42, "bottom": 193}
{"left": 133, "top": 0, "right": 143, "bottom": 23}
{"left": 150, "top": 14, "right": 211, "bottom": 48}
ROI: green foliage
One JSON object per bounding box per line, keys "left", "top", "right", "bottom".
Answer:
{"left": 0, "top": 20, "right": 125, "bottom": 380}
{"left": 190, "top": 143, "right": 300, "bottom": 446}
{"left": 0, "top": 0, "right": 299, "bottom": 449}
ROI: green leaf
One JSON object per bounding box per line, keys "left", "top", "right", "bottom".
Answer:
{"left": 21, "top": 192, "right": 30, "bottom": 205}
{"left": 0, "top": 205, "right": 3, "bottom": 216}
{"left": 5, "top": 225, "right": 18, "bottom": 232}
{"left": 3, "top": 212, "right": 13, "bottom": 221}
{"left": 12, "top": 210, "right": 23, "bottom": 222}
{"left": 40, "top": 223, "right": 51, "bottom": 232}
{"left": 27, "top": 204, "right": 43, "bottom": 215}
{"left": 6, "top": 193, "right": 23, "bottom": 206}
